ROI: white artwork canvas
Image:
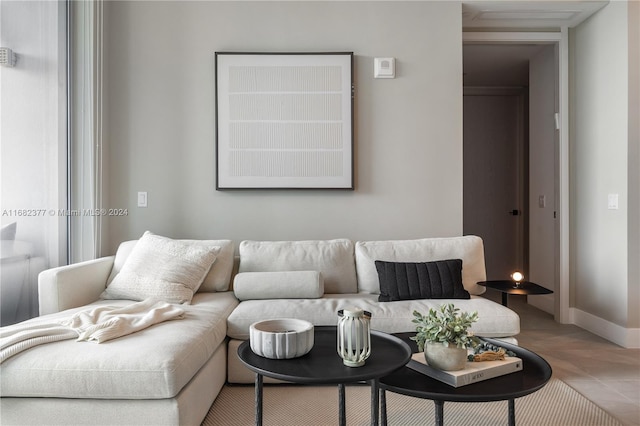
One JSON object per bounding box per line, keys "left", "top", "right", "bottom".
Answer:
{"left": 215, "top": 52, "right": 354, "bottom": 189}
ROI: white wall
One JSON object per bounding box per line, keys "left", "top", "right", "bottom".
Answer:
{"left": 571, "top": 1, "right": 637, "bottom": 331}
{"left": 627, "top": 0, "right": 639, "bottom": 329}
{"left": 103, "top": 1, "right": 464, "bottom": 252}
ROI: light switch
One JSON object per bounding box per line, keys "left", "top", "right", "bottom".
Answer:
{"left": 538, "top": 195, "right": 546, "bottom": 208}
{"left": 138, "top": 192, "right": 148, "bottom": 208}
{"left": 608, "top": 193, "right": 619, "bottom": 210}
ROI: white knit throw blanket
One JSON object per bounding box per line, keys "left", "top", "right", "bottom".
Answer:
{"left": 0, "top": 299, "right": 184, "bottom": 364}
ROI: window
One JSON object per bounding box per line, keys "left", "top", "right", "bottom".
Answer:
{"left": 0, "top": 0, "right": 68, "bottom": 325}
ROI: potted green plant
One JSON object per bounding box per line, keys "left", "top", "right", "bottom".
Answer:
{"left": 411, "top": 303, "right": 479, "bottom": 371}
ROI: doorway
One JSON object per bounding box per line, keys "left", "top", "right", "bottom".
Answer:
{"left": 462, "top": 40, "right": 560, "bottom": 317}
{"left": 463, "top": 87, "right": 527, "bottom": 281}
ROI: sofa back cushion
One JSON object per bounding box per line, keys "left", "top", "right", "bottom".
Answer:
{"left": 355, "top": 236, "right": 487, "bottom": 296}
{"left": 108, "top": 237, "right": 234, "bottom": 292}
{"left": 238, "top": 239, "right": 357, "bottom": 294}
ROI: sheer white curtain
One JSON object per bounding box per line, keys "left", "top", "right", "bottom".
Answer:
{"left": 0, "top": 0, "right": 67, "bottom": 324}
{"left": 68, "top": 0, "right": 103, "bottom": 263}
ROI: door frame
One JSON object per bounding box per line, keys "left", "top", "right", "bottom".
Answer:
{"left": 463, "top": 31, "right": 570, "bottom": 324}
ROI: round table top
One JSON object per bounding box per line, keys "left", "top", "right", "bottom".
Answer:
{"left": 237, "top": 326, "right": 412, "bottom": 384}
{"left": 379, "top": 334, "right": 552, "bottom": 403}
{"left": 477, "top": 280, "right": 554, "bottom": 296}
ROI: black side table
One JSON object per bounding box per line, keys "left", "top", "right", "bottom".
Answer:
{"left": 478, "top": 280, "right": 553, "bottom": 307}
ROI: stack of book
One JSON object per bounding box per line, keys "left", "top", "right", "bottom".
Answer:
{"left": 407, "top": 352, "right": 523, "bottom": 387}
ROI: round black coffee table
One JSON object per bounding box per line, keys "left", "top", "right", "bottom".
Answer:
{"left": 238, "top": 326, "right": 411, "bottom": 426}
{"left": 379, "top": 334, "right": 552, "bottom": 426}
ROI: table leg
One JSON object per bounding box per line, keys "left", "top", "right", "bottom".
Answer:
{"left": 338, "top": 383, "right": 346, "bottom": 426}
{"left": 502, "top": 292, "right": 509, "bottom": 307}
{"left": 255, "top": 373, "right": 263, "bottom": 426}
{"left": 380, "top": 389, "right": 387, "bottom": 426}
{"left": 434, "top": 400, "right": 444, "bottom": 426}
{"left": 370, "top": 379, "right": 379, "bottom": 426}
{"left": 508, "top": 399, "right": 515, "bottom": 426}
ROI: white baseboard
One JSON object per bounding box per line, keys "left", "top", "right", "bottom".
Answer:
{"left": 569, "top": 308, "right": 640, "bottom": 349}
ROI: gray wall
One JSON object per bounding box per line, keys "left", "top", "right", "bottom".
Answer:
{"left": 103, "top": 1, "right": 464, "bottom": 253}
{"left": 629, "top": 1, "right": 640, "bottom": 330}
{"left": 571, "top": 1, "right": 639, "bottom": 330}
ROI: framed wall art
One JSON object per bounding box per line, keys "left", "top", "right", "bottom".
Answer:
{"left": 215, "top": 52, "right": 354, "bottom": 189}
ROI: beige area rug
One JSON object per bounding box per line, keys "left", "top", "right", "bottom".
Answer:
{"left": 202, "top": 379, "right": 621, "bottom": 426}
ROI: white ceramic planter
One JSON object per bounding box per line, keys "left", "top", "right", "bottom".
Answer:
{"left": 249, "top": 319, "right": 314, "bottom": 359}
{"left": 425, "top": 342, "right": 467, "bottom": 371}
{"left": 337, "top": 308, "right": 371, "bottom": 367}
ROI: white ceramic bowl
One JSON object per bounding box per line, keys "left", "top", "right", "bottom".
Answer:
{"left": 249, "top": 319, "right": 314, "bottom": 359}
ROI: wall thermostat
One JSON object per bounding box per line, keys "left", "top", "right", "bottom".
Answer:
{"left": 374, "top": 57, "right": 395, "bottom": 79}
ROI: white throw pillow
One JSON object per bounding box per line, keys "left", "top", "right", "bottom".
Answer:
{"left": 233, "top": 271, "right": 324, "bottom": 301}
{"left": 101, "top": 231, "right": 219, "bottom": 304}
{"left": 107, "top": 239, "right": 235, "bottom": 292}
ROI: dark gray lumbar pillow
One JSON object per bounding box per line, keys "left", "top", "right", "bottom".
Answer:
{"left": 375, "top": 259, "right": 470, "bottom": 302}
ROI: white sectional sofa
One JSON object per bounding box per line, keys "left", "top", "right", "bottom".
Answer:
{"left": 0, "top": 234, "right": 519, "bottom": 425}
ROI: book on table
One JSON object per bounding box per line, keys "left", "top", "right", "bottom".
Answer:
{"left": 407, "top": 352, "right": 523, "bottom": 387}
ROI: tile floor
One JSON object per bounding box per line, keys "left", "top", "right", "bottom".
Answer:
{"left": 486, "top": 290, "right": 640, "bottom": 426}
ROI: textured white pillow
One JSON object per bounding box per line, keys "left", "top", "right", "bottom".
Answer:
{"left": 101, "top": 231, "right": 219, "bottom": 304}
{"left": 107, "top": 239, "right": 234, "bottom": 292}
{"left": 233, "top": 271, "right": 324, "bottom": 301}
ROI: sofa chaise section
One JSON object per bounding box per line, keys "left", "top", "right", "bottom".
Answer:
{"left": 1, "top": 294, "right": 235, "bottom": 399}
{"left": 1, "top": 237, "right": 238, "bottom": 426}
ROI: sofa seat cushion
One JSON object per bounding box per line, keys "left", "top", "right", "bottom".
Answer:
{"left": 0, "top": 292, "right": 238, "bottom": 399}
{"left": 238, "top": 239, "right": 357, "bottom": 294}
{"left": 226, "top": 294, "right": 519, "bottom": 340}
{"left": 356, "top": 236, "right": 487, "bottom": 296}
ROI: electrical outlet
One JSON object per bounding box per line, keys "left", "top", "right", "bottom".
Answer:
{"left": 608, "top": 193, "right": 619, "bottom": 210}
